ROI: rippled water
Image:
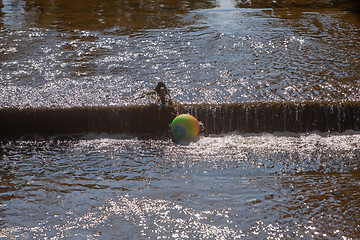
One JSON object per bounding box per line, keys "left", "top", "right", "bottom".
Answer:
{"left": 1, "top": 132, "right": 360, "bottom": 239}
{"left": 1, "top": 0, "right": 360, "bottom": 239}
{"left": 1, "top": 0, "right": 360, "bottom": 108}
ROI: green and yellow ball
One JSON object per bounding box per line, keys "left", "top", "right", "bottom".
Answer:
{"left": 170, "top": 114, "right": 199, "bottom": 141}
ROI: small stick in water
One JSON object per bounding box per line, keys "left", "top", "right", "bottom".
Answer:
{"left": 155, "top": 82, "right": 171, "bottom": 105}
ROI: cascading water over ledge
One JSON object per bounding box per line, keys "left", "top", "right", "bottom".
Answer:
{"left": 1, "top": 101, "right": 359, "bottom": 139}
{"left": 184, "top": 101, "right": 360, "bottom": 134}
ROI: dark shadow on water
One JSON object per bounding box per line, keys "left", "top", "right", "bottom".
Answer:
{"left": 21, "top": 0, "right": 217, "bottom": 31}
{"left": 235, "top": 0, "right": 360, "bottom": 10}
{"left": 234, "top": 0, "right": 360, "bottom": 19}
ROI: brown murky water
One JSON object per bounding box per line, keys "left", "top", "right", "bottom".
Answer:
{"left": 1, "top": 0, "right": 360, "bottom": 239}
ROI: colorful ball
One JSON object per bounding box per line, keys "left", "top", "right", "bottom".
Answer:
{"left": 171, "top": 114, "right": 199, "bottom": 141}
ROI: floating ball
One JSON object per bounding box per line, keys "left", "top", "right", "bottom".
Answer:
{"left": 171, "top": 114, "right": 199, "bottom": 141}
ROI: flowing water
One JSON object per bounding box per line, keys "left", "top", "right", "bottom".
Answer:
{"left": 1, "top": 133, "right": 360, "bottom": 239}
{"left": 1, "top": 0, "right": 360, "bottom": 239}
{"left": 1, "top": 0, "right": 360, "bottom": 107}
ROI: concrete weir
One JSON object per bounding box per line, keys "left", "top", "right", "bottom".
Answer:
{"left": 0, "top": 101, "right": 360, "bottom": 139}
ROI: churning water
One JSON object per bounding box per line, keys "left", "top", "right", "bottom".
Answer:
{"left": 1, "top": 133, "right": 360, "bottom": 239}
{"left": 1, "top": 0, "right": 360, "bottom": 239}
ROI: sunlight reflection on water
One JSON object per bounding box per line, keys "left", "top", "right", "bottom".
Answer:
{"left": 1, "top": 0, "right": 360, "bottom": 239}
{"left": 1, "top": 0, "right": 360, "bottom": 108}
{"left": 1, "top": 132, "right": 359, "bottom": 239}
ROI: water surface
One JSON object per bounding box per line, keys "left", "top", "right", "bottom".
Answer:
{"left": 1, "top": 0, "right": 360, "bottom": 108}
{"left": 1, "top": 132, "right": 360, "bottom": 239}
{"left": 1, "top": 0, "right": 360, "bottom": 239}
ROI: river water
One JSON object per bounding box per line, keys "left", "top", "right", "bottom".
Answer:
{"left": 1, "top": 133, "right": 360, "bottom": 239}
{"left": 1, "top": 0, "right": 360, "bottom": 239}
{"left": 1, "top": 0, "right": 360, "bottom": 107}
